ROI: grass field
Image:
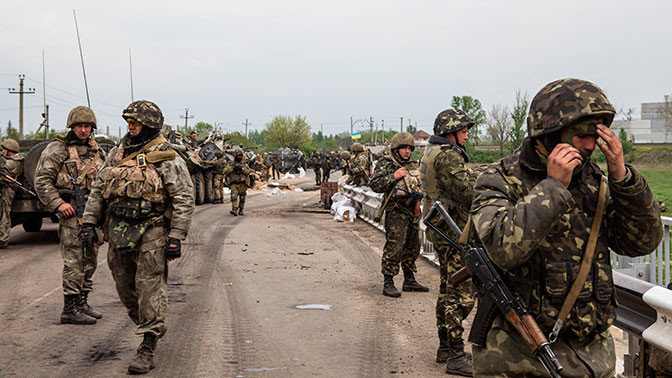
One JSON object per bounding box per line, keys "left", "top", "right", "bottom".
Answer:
{"left": 637, "top": 167, "right": 672, "bottom": 214}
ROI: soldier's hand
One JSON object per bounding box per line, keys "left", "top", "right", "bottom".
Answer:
{"left": 58, "top": 202, "right": 76, "bottom": 218}
{"left": 165, "top": 238, "right": 181, "bottom": 261}
{"left": 547, "top": 143, "right": 582, "bottom": 188}
{"left": 596, "top": 124, "right": 627, "bottom": 182}
{"left": 393, "top": 167, "right": 407, "bottom": 180}
{"left": 78, "top": 223, "right": 98, "bottom": 249}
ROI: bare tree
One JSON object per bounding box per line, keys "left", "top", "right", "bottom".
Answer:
{"left": 486, "top": 104, "right": 512, "bottom": 157}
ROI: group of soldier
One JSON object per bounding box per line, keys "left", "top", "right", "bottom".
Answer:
{"left": 308, "top": 143, "right": 372, "bottom": 187}
{"left": 363, "top": 78, "right": 663, "bottom": 376}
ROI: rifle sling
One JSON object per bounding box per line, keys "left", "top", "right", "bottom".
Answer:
{"left": 74, "top": 156, "right": 99, "bottom": 186}
{"left": 555, "top": 179, "right": 608, "bottom": 332}
{"left": 114, "top": 136, "right": 167, "bottom": 167}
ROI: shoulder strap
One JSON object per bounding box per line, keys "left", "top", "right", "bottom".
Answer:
{"left": 551, "top": 178, "right": 608, "bottom": 341}
{"left": 114, "top": 136, "right": 167, "bottom": 167}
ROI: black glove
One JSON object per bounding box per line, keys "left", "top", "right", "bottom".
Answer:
{"left": 78, "top": 223, "right": 98, "bottom": 249}
{"left": 165, "top": 238, "right": 181, "bottom": 260}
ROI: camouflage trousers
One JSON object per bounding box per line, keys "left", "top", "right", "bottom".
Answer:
{"left": 230, "top": 183, "right": 247, "bottom": 211}
{"left": 381, "top": 207, "right": 420, "bottom": 276}
{"left": 108, "top": 223, "right": 167, "bottom": 336}
{"left": 435, "top": 245, "right": 474, "bottom": 341}
{"left": 313, "top": 168, "right": 321, "bottom": 185}
{"left": 472, "top": 315, "right": 616, "bottom": 377}
{"left": 322, "top": 168, "right": 330, "bottom": 183}
{"left": 271, "top": 165, "right": 279, "bottom": 180}
{"left": 59, "top": 215, "right": 101, "bottom": 295}
{"left": 213, "top": 174, "right": 225, "bottom": 201}
{"left": 0, "top": 187, "right": 15, "bottom": 245}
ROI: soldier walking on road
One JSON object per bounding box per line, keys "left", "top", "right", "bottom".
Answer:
{"left": 0, "top": 139, "right": 24, "bottom": 249}
{"left": 35, "top": 106, "right": 106, "bottom": 325}
{"left": 310, "top": 152, "right": 321, "bottom": 185}
{"left": 369, "top": 132, "right": 428, "bottom": 298}
{"left": 223, "top": 151, "right": 252, "bottom": 216}
{"left": 212, "top": 153, "right": 227, "bottom": 204}
{"left": 80, "top": 100, "right": 194, "bottom": 374}
{"left": 420, "top": 109, "right": 477, "bottom": 376}
{"left": 470, "top": 79, "right": 662, "bottom": 376}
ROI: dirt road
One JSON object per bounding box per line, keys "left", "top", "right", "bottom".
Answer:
{"left": 0, "top": 173, "right": 455, "bottom": 377}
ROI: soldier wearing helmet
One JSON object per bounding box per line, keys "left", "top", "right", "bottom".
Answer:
{"left": 345, "top": 142, "right": 371, "bottom": 186}
{"left": 470, "top": 79, "right": 662, "bottom": 376}
{"left": 79, "top": 100, "right": 194, "bottom": 374}
{"left": 0, "top": 138, "right": 24, "bottom": 249}
{"left": 222, "top": 150, "right": 253, "bottom": 216}
{"left": 320, "top": 151, "right": 332, "bottom": 183}
{"left": 309, "top": 152, "right": 322, "bottom": 185}
{"left": 419, "top": 108, "right": 479, "bottom": 375}
{"left": 369, "top": 132, "right": 428, "bottom": 299}
{"left": 34, "top": 106, "right": 106, "bottom": 325}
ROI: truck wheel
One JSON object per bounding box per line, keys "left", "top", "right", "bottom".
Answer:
{"left": 193, "top": 171, "right": 205, "bottom": 205}
{"left": 204, "top": 170, "right": 214, "bottom": 204}
{"left": 23, "top": 217, "right": 43, "bottom": 232}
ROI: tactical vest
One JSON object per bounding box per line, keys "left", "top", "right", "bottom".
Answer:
{"left": 228, "top": 163, "right": 248, "bottom": 184}
{"left": 419, "top": 143, "right": 464, "bottom": 215}
{"left": 392, "top": 160, "right": 421, "bottom": 198}
{"left": 54, "top": 138, "right": 105, "bottom": 192}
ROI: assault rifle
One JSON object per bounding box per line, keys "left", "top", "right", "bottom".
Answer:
{"left": 0, "top": 167, "right": 37, "bottom": 197}
{"left": 423, "top": 201, "right": 563, "bottom": 378}
{"left": 64, "top": 161, "right": 88, "bottom": 269}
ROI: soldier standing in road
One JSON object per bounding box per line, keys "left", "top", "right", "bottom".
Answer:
{"left": 420, "top": 109, "right": 477, "bottom": 376}
{"left": 0, "top": 139, "right": 24, "bottom": 249}
{"left": 270, "top": 153, "right": 280, "bottom": 180}
{"left": 310, "top": 152, "right": 322, "bottom": 185}
{"left": 262, "top": 152, "right": 271, "bottom": 181}
{"left": 320, "top": 152, "right": 331, "bottom": 183}
{"left": 79, "top": 100, "right": 194, "bottom": 374}
{"left": 212, "top": 153, "right": 227, "bottom": 204}
{"left": 34, "top": 106, "right": 106, "bottom": 325}
{"left": 369, "top": 132, "right": 428, "bottom": 298}
{"left": 470, "top": 79, "right": 663, "bottom": 376}
{"left": 348, "top": 143, "right": 370, "bottom": 186}
{"left": 223, "top": 151, "right": 252, "bottom": 216}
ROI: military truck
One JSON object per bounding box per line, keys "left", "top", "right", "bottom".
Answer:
{"left": 273, "top": 146, "right": 304, "bottom": 174}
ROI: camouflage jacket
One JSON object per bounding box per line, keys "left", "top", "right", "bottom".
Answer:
{"left": 0, "top": 154, "right": 25, "bottom": 199}
{"left": 35, "top": 133, "right": 106, "bottom": 213}
{"left": 82, "top": 135, "right": 194, "bottom": 240}
{"left": 222, "top": 162, "right": 252, "bottom": 184}
{"left": 349, "top": 151, "right": 369, "bottom": 177}
{"left": 420, "top": 137, "right": 476, "bottom": 245}
{"left": 309, "top": 156, "right": 321, "bottom": 169}
{"left": 369, "top": 156, "right": 421, "bottom": 216}
{"left": 471, "top": 137, "right": 663, "bottom": 338}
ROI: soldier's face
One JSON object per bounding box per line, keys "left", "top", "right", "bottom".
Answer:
{"left": 397, "top": 146, "right": 413, "bottom": 159}
{"left": 72, "top": 123, "right": 93, "bottom": 141}
{"left": 455, "top": 127, "right": 469, "bottom": 146}
{"left": 127, "top": 119, "right": 143, "bottom": 136}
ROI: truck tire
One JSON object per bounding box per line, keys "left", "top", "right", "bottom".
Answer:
{"left": 22, "top": 217, "right": 43, "bottom": 232}
{"left": 204, "top": 170, "right": 214, "bottom": 204}
{"left": 193, "top": 171, "right": 205, "bottom": 205}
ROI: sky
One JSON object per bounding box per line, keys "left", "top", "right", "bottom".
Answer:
{"left": 1, "top": 0, "right": 671, "bottom": 139}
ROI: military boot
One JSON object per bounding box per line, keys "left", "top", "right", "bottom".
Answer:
{"left": 128, "top": 333, "right": 157, "bottom": 374}
{"left": 212, "top": 199, "right": 222, "bottom": 204}
{"left": 238, "top": 208, "right": 244, "bottom": 216}
{"left": 61, "top": 294, "right": 97, "bottom": 325}
{"left": 383, "top": 275, "right": 401, "bottom": 298}
{"left": 402, "top": 269, "right": 429, "bottom": 292}
{"left": 230, "top": 209, "right": 238, "bottom": 216}
{"left": 436, "top": 328, "right": 450, "bottom": 363}
{"left": 445, "top": 339, "right": 473, "bottom": 376}
{"left": 79, "top": 291, "right": 102, "bottom": 319}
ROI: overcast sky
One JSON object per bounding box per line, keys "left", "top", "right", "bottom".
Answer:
{"left": 2, "top": 1, "right": 671, "bottom": 138}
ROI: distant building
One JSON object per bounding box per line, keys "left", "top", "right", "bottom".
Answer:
{"left": 413, "top": 130, "right": 430, "bottom": 148}
{"left": 611, "top": 101, "right": 671, "bottom": 143}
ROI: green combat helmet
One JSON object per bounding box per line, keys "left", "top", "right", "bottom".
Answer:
{"left": 340, "top": 150, "right": 351, "bottom": 160}
{"left": 527, "top": 78, "right": 615, "bottom": 138}
{"left": 67, "top": 106, "right": 97, "bottom": 129}
{"left": 122, "top": 100, "right": 164, "bottom": 129}
{"left": 390, "top": 132, "right": 415, "bottom": 150}
{"left": 351, "top": 142, "right": 364, "bottom": 152}
{"left": 0, "top": 138, "right": 19, "bottom": 153}
{"left": 433, "top": 109, "right": 474, "bottom": 137}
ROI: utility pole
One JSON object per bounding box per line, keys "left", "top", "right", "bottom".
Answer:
{"left": 350, "top": 116, "right": 354, "bottom": 136}
{"left": 381, "top": 119, "right": 385, "bottom": 143}
{"left": 243, "top": 118, "right": 250, "bottom": 137}
{"left": 400, "top": 117, "right": 403, "bottom": 132}
{"left": 369, "top": 116, "right": 374, "bottom": 143}
{"left": 320, "top": 123, "right": 323, "bottom": 134}
{"left": 180, "top": 108, "right": 193, "bottom": 133}
{"left": 106, "top": 125, "right": 109, "bottom": 136}
{"left": 8, "top": 74, "right": 35, "bottom": 139}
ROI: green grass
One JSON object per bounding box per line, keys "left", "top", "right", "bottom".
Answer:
{"left": 638, "top": 167, "right": 672, "bottom": 212}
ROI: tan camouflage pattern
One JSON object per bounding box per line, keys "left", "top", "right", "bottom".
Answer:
{"left": 351, "top": 142, "right": 364, "bottom": 152}
{"left": 369, "top": 156, "right": 421, "bottom": 276}
{"left": 390, "top": 132, "right": 415, "bottom": 150}
{"left": 100, "top": 144, "right": 165, "bottom": 204}
{"left": 59, "top": 215, "right": 102, "bottom": 295}
{"left": 473, "top": 315, "right": 616, "bottom": 377}
{"left": 122, "top": 100, "right": 164, "bottom": 129}
{"left": 347, "top": 151, "right": 370, "bottom": 187}
{"left": 222, "top": 161, "right": 252, "bottom": 185}
{"left": 433, "top": 109, "right": 474, "bottom": 137}
{"left": 309, "top": 155, "right": 321, "bottom": 184}
{"left": 54, "top": 139, "right": 105, "bottom": 192}
{"left": 470, "top": 142, "right": 662, "bottom": 374}
{"left": 229, "top": 183, "right": 247, "bottom": 211}
{"left": 0, "top": 138, "right": 19, "bottom": 153}
{"left": 527, "top": 78, "right": 615, "bottom": 138}
{"left": 66, "top": 106, "right": 97, "bottom": 128}
{"left": 0, "top": 154, "right": 24, "bottom": 244}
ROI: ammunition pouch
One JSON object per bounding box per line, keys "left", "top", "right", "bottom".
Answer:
{"left": 109, "top": 197, "right": 164, "bottom": 220}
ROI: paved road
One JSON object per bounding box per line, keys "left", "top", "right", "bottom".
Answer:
{"left": 0, "top": 173, "right": 454, "bottom": 377}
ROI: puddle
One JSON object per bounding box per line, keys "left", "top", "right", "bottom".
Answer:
{"left": 294, "top": 304, "right": 333, "bottom": 311}
{"left": 243, "top": 366, "right": 289, "bottom": 372}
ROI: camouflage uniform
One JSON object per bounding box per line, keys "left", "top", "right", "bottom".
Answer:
{"left": 222, "top": 159, "right": 252, "bottom": 213}
{"left": 348, "top": 151, "right": 370, "bottom": 186}
{"left": 270, "top": 154, "right": 279, "bottom": 180}
{"left": 320, "top": 153, "right": 331, "bottom": 183}
{"left": 470, "top": 79, "right": 663, "bottom": 377}
{"left": 82, "top": 101, "right": 194, "bottom": 341}
{"left": 310, "top": 154, "right": 321, "bottom": 185}
{"left": 212, "top": 157, "right": 228, "bottom": 203}
{"left": 0, "top": 149, "right": 24, "bottom": 247}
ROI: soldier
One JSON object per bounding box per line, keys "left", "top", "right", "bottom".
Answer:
{"left": 310, "top": 152, "right": 322, "bottom": 185}
{"left": 340, "top": 150, "right": 351, "bottom": 177}
{"left": 270, "top": 153, "right": 279, "bottom": 180}
{"left": 420, "top": 109, "right": 477, "bottom": 376}
{"left": 186, "top": 131, "right": 199, "bottom": 148}
{"left": 223, "top": 151, "right": 252, "bottom": 216}
{"left": 0, "top": 139, "right": 24, "bottom": 249}
{"left": 79, "top": 100, "right": 194, "bottom": 374}
{"left": 262, "top": 152, "right": 271, "bottom": 181}
{"left": 34, "top": 106, "right": 106, "bottom": 325}
{"left": 368, "top": 132, "right": 428, "bottom": 298}
{"left": 470, "top": 79, "right": 663, "bottom": 376}
{"left": 320, "top": 152, "right": 331, "bottom": 183}
{"left": 348, "top": 143, "right": 370, "bottom": 186}
{"left": 212, "top": 153, "right": 227, "bottom": 204}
